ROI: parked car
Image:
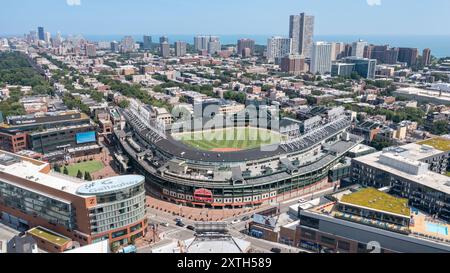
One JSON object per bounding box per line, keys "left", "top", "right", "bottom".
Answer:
{"left": 242, "top": 216, "right": 251, "bottom": 221}
{"left": 231, "top": 219, "right": 241, "bottom": 224}
{"left": 161, "top": 222, "right": 169, "bottom": 227}
{"left": 186, "top": 225, "right": 196, "bottom": 231}
{"left": 270, "top": 248, "right": 281, "bottom": 253}
{"left": 176, "top": 221, "right": 186, "bottom": 227}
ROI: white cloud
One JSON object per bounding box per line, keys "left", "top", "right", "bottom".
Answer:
{"left": 66, "top": 0, "right": 81, "bottom": 6}
{"left": 366, "top": 0, "right": 381, "bottom": 6}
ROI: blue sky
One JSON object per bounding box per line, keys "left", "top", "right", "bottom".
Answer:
{"left": 1, "top": 0, "right": 450, "bottom": 36}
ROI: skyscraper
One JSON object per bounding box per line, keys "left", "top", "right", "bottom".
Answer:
{"left": 160, "top": 42, "right": 170, "bottom": 58}
{"left": 398, "top": 47, "right": 419, "bottom": 67}
{"left": 121, "top": 36, "right": 135, "bottom": 53}
{"left": 159, "top": 36, "right": 169, "bottom": 44}
{"left": 266, "top": 37, "right": 292, "bottom": 64}
{"left": 351, "top": 40, "right": 368, "bottom": 58}
{"left": 208, "top": 37, "right": 221, "bottom": 55}
{"left": 111, "top": 41, "right": 120, "bottom": 52}
{"left": 237, "top": 39, "right": 255, "bottom": 57}
{"left": 310, "top": 41, "right": 333, "bottom": 75}
{"left": 143, "top": 35, "right": 152, "bottom": 50}
{"left": 422, "top": 48, "right": 432, "bottom": 66}
{"left": 38, "top": 27, "right": 45, "bottom": 41}
{"left": 289, "top": 13, "right": 315, "bottom": 58}
{"left": 343, "top": 57, "right": 377, "bottom": 79}
{"left": 86, "top": 43, "right": 97, "bottom": 57}
{"left": 175, "top": 41, "right": 187, "bottom": 57}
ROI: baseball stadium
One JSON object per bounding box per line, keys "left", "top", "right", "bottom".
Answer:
{"left": 115, "top": 103, "right": 362, "bottom": 209}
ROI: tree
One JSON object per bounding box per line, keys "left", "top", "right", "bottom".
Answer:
{"left": 63, "top": 166, "right": 69, "bottom": 175}
{"left": 84, "top": 172, "right": 92, "bottom": 181}
{"left": 431, "top": 120, "right": 450, "bottom": 135}
{"left": 76, "top": 170, "right": 84, "bottom": 179}
{"left": 118, "top": 99, "right": 130, "bottom": 109}
{"left": 54, "top": 165, "right": 61, "bottom": 173}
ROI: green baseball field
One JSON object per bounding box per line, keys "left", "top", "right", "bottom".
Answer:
{"left": 172, "top": 127, "right": 286, "bottom": 152}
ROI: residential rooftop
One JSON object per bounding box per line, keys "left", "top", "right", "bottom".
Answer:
{"left": 417, "top": 137, "right": 450, "bottom": 152}
{"left": 340, "top": 187, "right": 410, "bottom": 217}
{"left": 27, "top": 227, "right": 70, "bottom": 247}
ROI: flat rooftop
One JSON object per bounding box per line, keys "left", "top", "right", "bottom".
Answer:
{"left": 417, "top": 137, "right": 450, "bottom": 152}
{"left": 340, "top": 188, "right": 410, "bottom": 217}
{"left": 0, "top": 150, "right": 89, "bottom": 197}
{"left": 353, "top": 151, "right": 450, "bottom": 195}
{"left": 28, "top": 227, "right": 70, "bottom": 247}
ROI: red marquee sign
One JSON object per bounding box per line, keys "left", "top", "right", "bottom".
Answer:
{"left": 194, "top": 188, "right": 214, "bottom": 203}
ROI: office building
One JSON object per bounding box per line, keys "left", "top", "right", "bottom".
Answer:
{"left": 289, "top": 13, "right": 315, "bottom": 58}
{"left": 160, "top": 41, "right": 170, "bottom": 58}
{"left": 398, "top": 47, "right": 419, "bottom": 67}
{"left": 44, "top": 32, "right": 51, "bottom": 44}
{"left": 351, "top": 141, "right": 450, "bottom": 221}
{"left": 310, "top": 41, "right": 333, "bottom": 75}
{"left": 331, "top": 63, "right": 356, "bottom": 78}
{"left": 0, "top": 110, "right": 101, "bottom": 161}
{"left": 341, "top": 57, "right": 377, "bottom": 79}
{"left": 331, "top": 42, "right": 345, "bottom": 60}
{"left": 422, "top": 48, "right": 432, "bottom": 66}
{"left": 175, "top": 41, "right": 187, "bottom": 57}
{"left": 85, "top": 43, "right": 97, "bottom": 57}
{"left": 267, "top": 37, "right": 292, "bottom": 64}
{"left": 237, "top": 39, "right": 255, "bottom": 57}
{"left": 37, "top": 27, "right": 45, "bottom": 41}
{"left": 351, "top": 40, "right": 368, "bottom": 58}
{"left": 0, "top": 151, "right": 148, "bottom": 251}
{"left": 143, "top": 35, "right": 152, "bottom": 50}
{"left": 280, "top": 54, "right": 306, "bottom": 75}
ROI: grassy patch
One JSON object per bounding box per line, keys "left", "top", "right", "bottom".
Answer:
{"left": 28, "top": 227, "right": 70, "bottom": 246}
{"left": 65, "top": 160, "right": 104, "bottom": 177}
{"left": 418, "top": 137, "right": 450, "bottom": 151}
{"left": 340, "top": 188, "right": 410, "bottom": 217}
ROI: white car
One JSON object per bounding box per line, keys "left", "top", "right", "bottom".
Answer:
{"left": 231, "top": 219, "right": 241, "bottom": 224}
{"left": 161, "top": 222, "right": 169, "bottom": 227}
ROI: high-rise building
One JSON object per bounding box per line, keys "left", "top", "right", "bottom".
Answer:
{"left": 311, "top": 41, "right": 333, "bottom": 75}
{"left": 121, "top": 36, "right": 135, "bottom": 53}
{"left": 237, "top": 39, "right": 255, "bottom": 57}
{"left": 194, "top": 35, "right": 220, "bottom": 53}
{"left": 289, "top": 13, "right": 315, "bottom": 58}
{"left": 111, "top": 41, "right": 120, "bottom": 52}
{"left": 175, "top": 41, "right": 187, "bottom": 57}
{"left": 143, "top": 35, "right": 152, "bottom": 50}
{"left": 44, "top": 32, "right": 51, "bottom": 44}
{"left": 331, "top": 42, "right": 345, "bottom": 60}
{"left": 266, "top": 37, "right": 292, "bottom": 64}
{"left": 398, "top": 47, "right": 419, "bottom": 67}
{"left": 208, "top": 37, "right": 221, "bottom": 55}
{"left": 38, "top": 27, "right": 45, "bottom": 41}
{"left": 422, "top": 48, "right": 432, "bottom": 66}
{"left": 280, "top": 54, "right": 306, "bottom": 75}
{"left": 351, "top": 40, "right": 368, "bottom": 58}
{"left": 159, "top": 36, "right": 169, "bottom": 44}
{"left": 86, "top": 43, "right": 97, "bottom": 57}
{"left": 160, "top": 41, "right": 170, "bottom": 58}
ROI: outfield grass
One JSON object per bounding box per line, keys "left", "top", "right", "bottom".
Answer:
{"left": 65, "top": 160, "right": 104, "bottom": 177}
{"left": 172, "top": 127, "right": 286, "bottom": 152}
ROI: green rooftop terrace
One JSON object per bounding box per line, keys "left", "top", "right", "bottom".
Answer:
{"left": 340, "top": 188, "right": 410, "bottom": 217}
{"left": 418, "top": 137, "right": 450, "bottom": 152}
{"left": 28, "top": 227, "right": 71, "bottom": 246}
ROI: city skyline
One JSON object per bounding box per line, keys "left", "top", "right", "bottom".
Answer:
{"left": 2, "top": 0, "right": 450, "bottom": 36}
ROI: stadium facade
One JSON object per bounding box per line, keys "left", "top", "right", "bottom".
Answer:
{"left": 115, "top": 102, "right": 361, "bottom": 209}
